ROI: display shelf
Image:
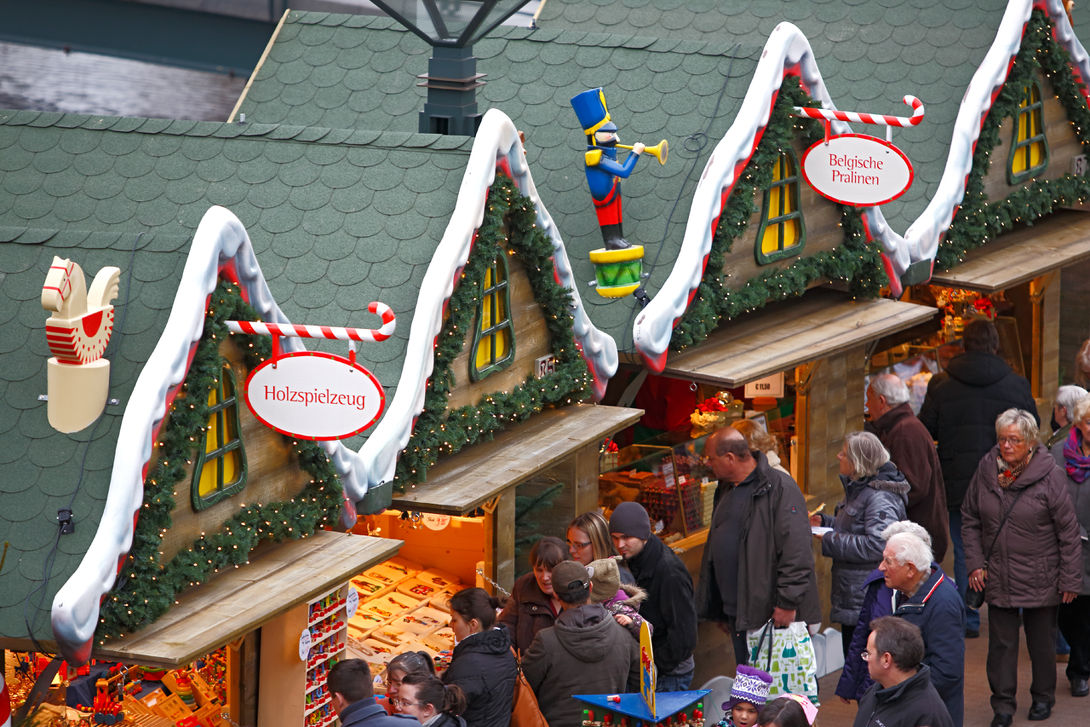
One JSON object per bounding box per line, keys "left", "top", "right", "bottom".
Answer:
{"left": 301, "top": 584, "right": 350, "bottom": 727}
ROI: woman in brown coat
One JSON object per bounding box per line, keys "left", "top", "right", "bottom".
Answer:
{"left": 962, "top": 408, "right": 1081, "bottom": 727}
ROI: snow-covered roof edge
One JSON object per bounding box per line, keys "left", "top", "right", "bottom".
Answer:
{"left": 899, "top": 0, "right": 1090, "bottom": 270}
{"left": 50, "top": 206, "right": 360, "bottom": 663}
{"left": 631, "top": 22, "right": 861, "bottom": 371}
{"left": 353, "top": 108, "right": 619, "bottom": 497}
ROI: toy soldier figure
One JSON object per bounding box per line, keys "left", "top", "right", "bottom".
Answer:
{"left": 571, "top": 88, "right": 645, "bottom": 251}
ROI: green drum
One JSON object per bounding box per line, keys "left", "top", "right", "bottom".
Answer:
{"left": 590, "top": 246, "right": 644, "bottom": 298}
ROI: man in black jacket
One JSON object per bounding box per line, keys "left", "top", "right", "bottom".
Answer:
{"left": 610, "top": 501, "right": 697, "bottom": 691}
{"left": 696, "top": 427, "right": 821, "bottom": 666}
{"left": 919, "top": 319, "right": 1038, "bottom": 637}
{"left": 854, "top": 616, "right": 953, "bottom": 727}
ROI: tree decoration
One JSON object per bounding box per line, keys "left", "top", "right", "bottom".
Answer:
{"left": 938, "top": 8, "right": 1090, "bottom": 269}
{"left": 672, "top": 78, "right": 882, "bottom": 351}
{"left": 97, "top": 280, "right": 344, "bottom": 640}
{"left": 394, "top": 173, "right": 590, "bottom": 488}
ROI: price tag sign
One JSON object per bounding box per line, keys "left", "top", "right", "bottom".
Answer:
{"left": 346, "top": 587, "right": 359, "bottom": 618}
{"left": 422, "top": 513, "right": 452, "bottom": 531}
{"left": 299, "top": 628, "right": 312, "bottom": 662}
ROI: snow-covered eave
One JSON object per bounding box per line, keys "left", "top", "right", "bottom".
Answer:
{"left": 902, "top": 0, "right": 1090, "bottom": 275}
{"left": 352, "top": 107, "right": 619, "bottom": 503}
{"left": 632, "top": 22, "right": 870, "bottom": 372}
{"left": 50, "top": 206, "right": 360, "bottom": 664}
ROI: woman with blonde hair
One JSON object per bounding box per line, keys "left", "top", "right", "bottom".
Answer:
{"left": 732, "top": 419, "right": 788, "bottom": 475}
{"left": 566, "top": 511, "right": 616, "bottom": 565}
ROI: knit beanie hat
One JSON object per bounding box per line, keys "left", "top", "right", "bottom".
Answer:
{"left": 609, "top": 501, "right": 651, "bottom": 541}
{"left": 587, "top": 557, "right": 622, "bottom": 603}
{"left": 725, "top": 666, "right": 773, "bottom": 710}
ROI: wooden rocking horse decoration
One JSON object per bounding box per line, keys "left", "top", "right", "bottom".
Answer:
{"left": 41, "top": 256, "right": 121, "bottom": 433}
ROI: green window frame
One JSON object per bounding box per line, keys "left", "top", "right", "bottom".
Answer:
{"left": 1008, "top": 81, "right": 1049, "bottom": 185}
{"left": 755, "top": 151, "right": 806, "bottom": 264}
{"left": 191, "top": 360, "right": 247, "bottom": 511}
{"left": 470, "top": 254, "right": 515, "bottom": 382}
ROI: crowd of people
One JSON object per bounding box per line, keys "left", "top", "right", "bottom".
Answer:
{"left": 322, "top": 318, "right": 1090, "bottom": 727}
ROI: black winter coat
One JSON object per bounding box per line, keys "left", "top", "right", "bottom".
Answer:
{"left": 918, "top": 351, "right": 1037, "bottom": 508}
{"left": 626, "top": 534, "right": 697, "bottom": 674}
{"left": 441, "top": 627, "right": 517, "bottom": 727}
{"left": 853, "top": 666, "right": 954, "bottom": 727}
{"left": 697, "top": 452, "right": 822, "bottom": 631}
{"left": 819, "top": 462, "right": 909, "bottom": 624}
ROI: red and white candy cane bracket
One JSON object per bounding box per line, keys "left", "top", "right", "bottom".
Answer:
{"left": 226, "top": 301, "right": 396, "bottom": 365}
{"left": 794, "top": 95, "right": 925, "bottom": 142}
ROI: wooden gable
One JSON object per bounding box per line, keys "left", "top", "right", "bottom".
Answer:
{"left": 979, "top": 68, "right": 1084, "bottom": 201}
{"left": 446, "top": 245, "right": 553, "bottom": 412}
{"left": 727, "top": 134, "right": 849, "bottom": 291}
{"left": 160, "top": 337, "right": 314, "bottom": 563}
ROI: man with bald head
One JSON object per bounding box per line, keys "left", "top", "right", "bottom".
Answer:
{"left": 696, "top": 426, "right": 821, "bottom": 665}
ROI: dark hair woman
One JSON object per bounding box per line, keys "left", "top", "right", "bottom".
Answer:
{"left": 757, "top": 697, "right": 809, "bottom": 727}
{"left": 378, "top": 650, "right": 436, "bottom": 715}
{"left": 442, "top": 587, "right": 517, "bottom": 727}
{"left": 497, "top": 535, "right": 567, "bottom": 653}
{"left": 396, "top": 673, "right": 467, "bottom": 726}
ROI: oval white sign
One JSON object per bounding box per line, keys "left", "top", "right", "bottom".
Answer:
{"left": 244, "top": 352, "right": 385, "bottom": 441}
{"left": 801, "top": 134, "right": 914, "bottom": 207}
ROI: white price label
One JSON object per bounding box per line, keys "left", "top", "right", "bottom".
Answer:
{"left": 346, "top": 587, "right": 359, "bottom": 618}
{"left": 299, "top": 628, "right": 312, "bottom": 662}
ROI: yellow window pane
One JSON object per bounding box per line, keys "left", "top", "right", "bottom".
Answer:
{"left": 476, "top": 336, "right": 491, "bottom": 369}
{"left": 762, "top": 224, "right": 782, "bottom": 255}
{"left": 198, "top": 458, "right": 218, "bottom": 497}
{"left": 783, "top": 218, "right": 800, "bottom": 247}
{"left": 206, "top": 412, "right": 220, "bottom": 453}
{"left": 222, "top": 449, "right": 238, "bottom": 484}
{"left": 495, "top": 329, "right": 509, "bottom": 358}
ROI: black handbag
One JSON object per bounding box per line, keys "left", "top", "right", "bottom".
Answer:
{"left": 966, "top": 485, "right": 1029, "bottom": 608}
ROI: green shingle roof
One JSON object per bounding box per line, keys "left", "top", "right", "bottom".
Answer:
{"left": 234, "top": 4, "right": 1010, "bottom": 347}
{"left": 237, "top": 12, "right": 767, "bottom": 348}
{"left": 0, "top": 109, "right": 472, "bottom": 645}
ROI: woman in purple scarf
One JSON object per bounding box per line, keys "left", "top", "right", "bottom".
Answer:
{"left": 1052, "top": 394, "right": 1090, "bottom": 699}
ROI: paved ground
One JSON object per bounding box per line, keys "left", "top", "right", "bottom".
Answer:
{"left": 815, "top": 607, "right": 1086, "bottom": 726}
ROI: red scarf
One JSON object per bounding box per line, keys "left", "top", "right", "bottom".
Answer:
{"left": 997, "top": 449, "right": 1033, "bottom": 488}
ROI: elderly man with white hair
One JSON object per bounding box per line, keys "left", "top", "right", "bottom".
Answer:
{"left": 867, "top": 373, "right": 950, "bottom": 562}
{"left": 836, "top": 521, "right": 965, "bottom": 727}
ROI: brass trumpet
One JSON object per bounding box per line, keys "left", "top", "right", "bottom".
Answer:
{"left": 617, "top": 139, "right": 669, "bottom": 165}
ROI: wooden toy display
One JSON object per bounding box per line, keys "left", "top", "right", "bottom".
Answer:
{"left": 304, "top": 586, "right": 350, "bottom": 727}
{"left": 345, "top": 557, "right": 464, "bottom": 681}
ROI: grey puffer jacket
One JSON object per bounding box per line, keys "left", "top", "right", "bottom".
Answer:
{"left": 819, "top": 461, "right": 910, "bottom": 624}
{"left": 962, "top": 443, "right": 1081, "bottom": 608}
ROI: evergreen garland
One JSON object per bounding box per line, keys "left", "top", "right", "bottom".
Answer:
{"left": 97, "top": 280, "right": 344, "bottom": 640}
{"left": 671, "top": 77, "right": 882, "bottom": 352}
{"left": 393, "top": 173, "right": 590, "bottom": 489}
{"left": 938, "top": 8, "right": 1090, "bottom": 269}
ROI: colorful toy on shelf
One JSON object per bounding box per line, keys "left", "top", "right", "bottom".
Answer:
{"left": 571, "top": 87, "right": 667, "bottom": 305}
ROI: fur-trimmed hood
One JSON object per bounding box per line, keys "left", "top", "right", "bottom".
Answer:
{"left": 614, "top": 582, "right": 648, "bottom": 610}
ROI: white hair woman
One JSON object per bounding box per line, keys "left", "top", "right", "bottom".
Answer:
{"left": 836, "top": 520, "right": 965, "bottom": 725}
{"left": 1047, "top": 384, "right": 1089, "bottom": 448}
{"left": 1053, "top": 394, "right": 1090, "bottom": 700}
{"left": 811, "top": 432, "right": 909, "bottom": 661}
{"left": 962, "top": 409, "right": 1082, "bottom": 726}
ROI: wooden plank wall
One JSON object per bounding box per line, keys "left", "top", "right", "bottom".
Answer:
{"left": 1034, "top": 273, "right": 1062, "bottom": 401}
{"left": 979, "top": 73, "right": 1083, "bottom": 202}
{"left": 796, "top": 345, "right": 867, "bottom": 628}
{"left": 724, "top": 139, "right": 846, "bottom": 291}
{"left": 446, "top": 250, "right": 553, "bottom": 412}
{"left": 161, "top": 342, "right": 312, "bottom": 563}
